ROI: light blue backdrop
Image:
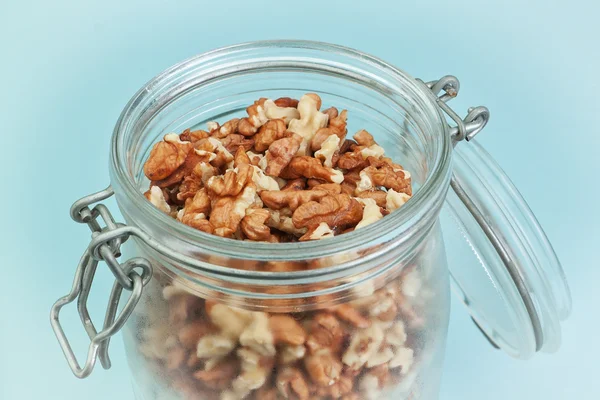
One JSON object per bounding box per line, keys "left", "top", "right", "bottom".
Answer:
{"left": 1, "top": 0, "right": 598, "bottom": 399}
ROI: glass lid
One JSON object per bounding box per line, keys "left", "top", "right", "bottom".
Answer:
{"left": 441, "top": 138, "right": 572, "bottom": 359}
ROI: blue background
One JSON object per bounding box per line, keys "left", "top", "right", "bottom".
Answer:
{"left": 1, "top": 0, "right": 598, "bottom": 399}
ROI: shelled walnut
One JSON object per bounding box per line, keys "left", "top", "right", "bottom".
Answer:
{"left": 142, "top": 93, "right": 412, "bottom": 247}
{"left": 136, "top": 269, "right": 423, "bottom": 400}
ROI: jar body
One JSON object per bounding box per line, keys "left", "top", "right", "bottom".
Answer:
{"left": 108, "top": 41, "right": 455, "bottom": 400}
{"left": 121, "top": 223, "right": 450, "bottom": 400}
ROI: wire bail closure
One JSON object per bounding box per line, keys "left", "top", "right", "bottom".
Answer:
{"left": 50, "top": 187, "right": 153, "bottom": 378}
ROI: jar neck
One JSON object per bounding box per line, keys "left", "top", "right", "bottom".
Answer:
{"left": 109, "top": 40, "right": 453, "bottom": 290}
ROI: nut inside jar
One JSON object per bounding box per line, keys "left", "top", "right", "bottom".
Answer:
{"left": 134, "top": 263, "right": 430, "bottom": 400}
{"left": 133, "top": 93, "right": 430, "bottom": 400}
{"left": 142, "top": 93, "right": 413, "bottom": 243}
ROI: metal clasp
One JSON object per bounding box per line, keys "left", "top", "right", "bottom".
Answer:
{"left": 418, "top": 75, "right": 490, "bottom": 144}
{"left": 50, "top": 186, "right": 153, "bottom": 378}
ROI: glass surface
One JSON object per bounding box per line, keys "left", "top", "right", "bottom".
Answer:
{"left": 122, "top": 229, "right": 450, "bottom": 400}
{"left": 108, "top": 41, "right": 454, "bottom": 399}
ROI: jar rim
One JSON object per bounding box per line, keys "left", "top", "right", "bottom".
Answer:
{"left": 110, "top": 40, "right": 453, "bottom": 269}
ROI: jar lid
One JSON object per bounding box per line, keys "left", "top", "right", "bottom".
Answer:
{"left": 441, "top": 139, "right": 572, "bottom": 358}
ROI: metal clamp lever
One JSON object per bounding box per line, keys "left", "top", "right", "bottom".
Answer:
{"left": 50, "top": 187, "right": 153, "bottom": 378}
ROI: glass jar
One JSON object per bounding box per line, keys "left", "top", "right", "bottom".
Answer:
{"left": 51, "top": 41, "right": 572, "bottom": 400}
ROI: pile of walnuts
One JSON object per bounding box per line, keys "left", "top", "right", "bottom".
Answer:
{"left": 138, "top": 266, "right": 422, "bottom": 400}
{"left": 143, "top": 94, "right": 412, "bottom": 242}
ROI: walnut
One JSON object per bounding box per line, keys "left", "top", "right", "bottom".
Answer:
{"left": 355, "top": 198, "right": 384, "bottom": 229}
{"left": 210, "top": 184, "right": 258, "bottom": 236}
{"left": 366, "top": 345, "right": 395, "bottom": 368}
{"left": 369, "top": 293, "right": 398, "bottom": 322}
{"left": 276, "top": 367, "right": 310, "bottom": 400}
{"left": 281, "top": 178, "right": 307, "bottom": 191}
{"left": 299, "top": 222, "right": 335, "bottom": 241}
{"left": 162, "top": 283, "right": 189, "bottom": 300}
{"left": 306, "top": 313, "right": 345, "bottom": 354}
{"left": 225, "top": 347, "right": 273, "bottom": 400}
{"left": 337, "top": 151, "right": 369, "bottom": 170}
{"left": 362, "top": 160, "right": 412, "bottom": 195}
{"left": 180, "top": 188, "right": 212, "bottom": 230}
{"left": 260, "top": 189, "right": 329, "bottom": 211}
{"left": 342, "top": 324, "right": 385, "bottom": 371}
{"left": 264, "top": 99, "right": 301, "bottom": 124}
{"left": 288, "top": 94, "right": 329, "bottom": 156}
{"left": 207, "top": 137, "right": 235, "bottom": 168}
{"left": 239, "top": 312, "right": 276, "bottom": 357}
{"left": 314, "top": 134, "right": 341, "bottom": 168}
{"left": 196, "top": 334, "right": 237, "bottom": 359}
{"left": 310, "top": 108, "right": 348, "bottom": 151}
{"left": 281, "top": 156, "right": 343, "bottom": 184}
{"left": 339, "top": 138, "right": 356, "bottom": 154}
{"left": 246, "top": 151, "right": 264, "bottom": 167}
{"left": 149, "top": 150, "right": 202, "bottom": 191}
{"left": 304, "top": 349, "right": 343, "bottom": 387}
{"left": 278, "top": 344, "right": 306, "bottom": 365}
{"left": 389, "top": 347, "right": 414, "bottom": 373}
{"left": 292, "top": 194, "right": 363, "bottom": 230}
{"left": 180, "top": 128, "right": 209, "bottom": 143}
{"left": 353, "top": 130, "right": 376, "bottom": 146}
{"left": 254, "top": 119, "right": 288, "bottom": 152}
{"left": 247, "top": 98, "right": 269, "bottom": 128}
{"left": 144, "top": 186, "right": 171, "bottom": 213}
{"left": 386, "top": 188, "right": 411, "bottom": 211}
{"left": 207, "top": 303, "right": 254, "bottom": 339}
{"left": 274, "top": 97, "right": 299, "bottom": 108}
{"left": 207, "top": 121, "right": 220, "bottom": 133}
{"left": 401, "top": 267, "right": 422, "bottom": 297}
{"left": 207, "top": 163, "right": 253, "bottom": 197}
{"left": 220, "top": 133, "right": 255, "bottom": 154}
{"left": 311, "top": 183, "right": 342, "bottom": 195}
{"left": 212, "top": 118, "right": 240, "bottom": 139}
{"left": 233, "top": 147, "right": 251, "bottom": 166}
{"left": 266, "top": 210, "right": 307, "bottom": 237}
{"left": 386, "top": 321, "right": 407, "bottom": 347}
{"left": 359, "top": 144, "right": 385, "bottom": 159}
{"left": 269, "top": 314, "right": 307, "bottom": 346}
{"left": 355, "top": 169, "right": 374, "bottom": 193}
{"left": 333, "top": 304, "right": 371, "bottom": 328}
{"left": 144, "top": 134, "right": 193, "bottom": 181}
{"left": 241, "top": 209, "right": 273, "bottom": 241}
{"left": 251, "top": 166, "right": 281, "bottom": 192}
{"left": 194, "top": 358, "right": 240, "bottom": 390}
{"left": 176, "top": 161, "right": 219, "bottom": 201}
{"left": 329, "top": 109, "right": 348, "bottom": 135}
{"left": 265, "top": 134, "right": 303, "bottom": 177}
{"left": 355, "top": 190, "right": 387, "bottom": 208}
{"left": 322, "top": 106, "right": 339, "bottom": 120}
{"left": 177, "top": 175, "right": 202, "bottom": 202}
{"left": 238, "top": 117, "right": 259, "bottom": 137}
